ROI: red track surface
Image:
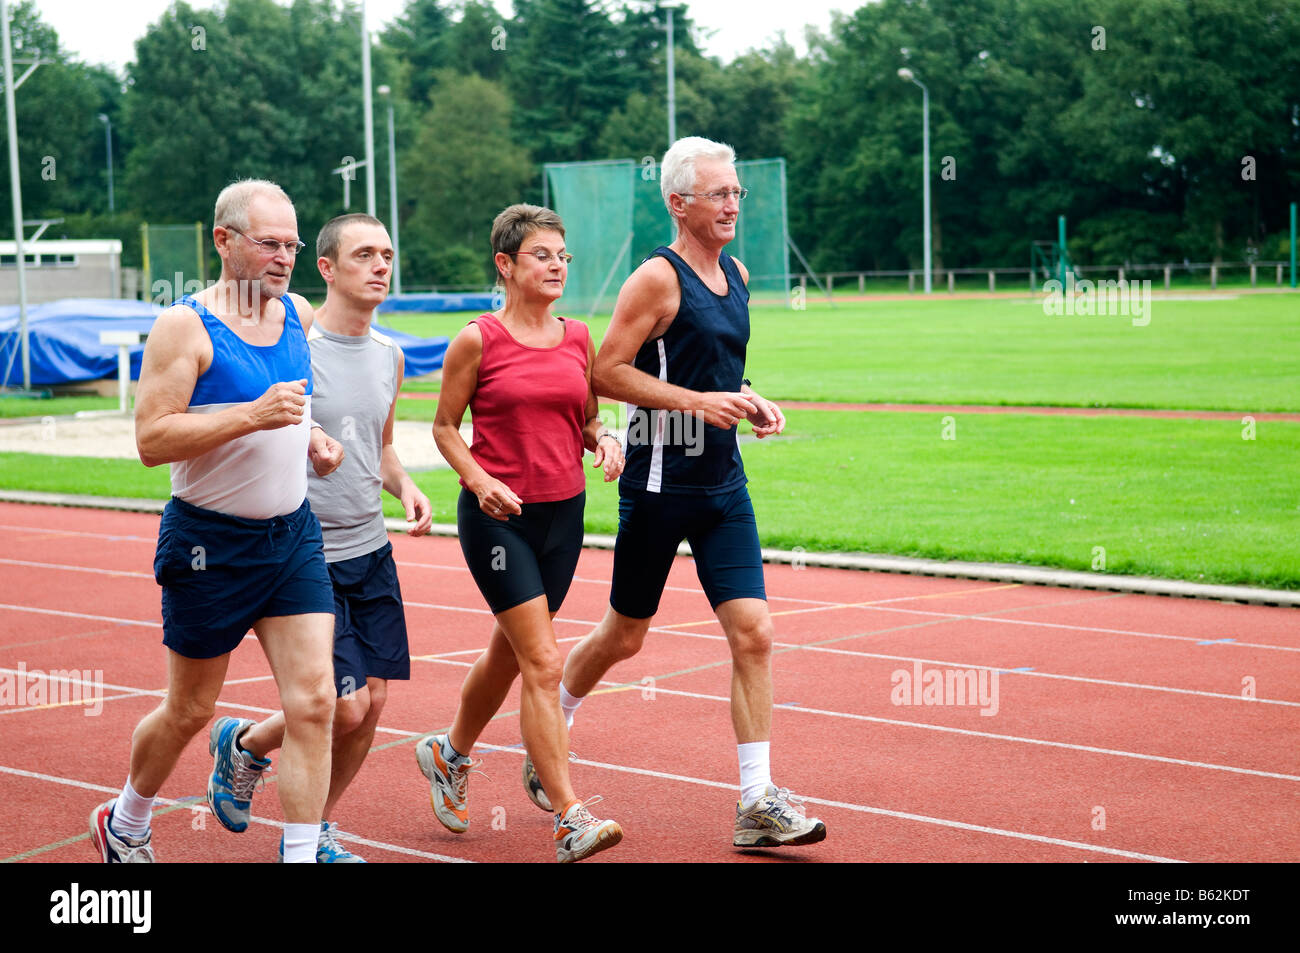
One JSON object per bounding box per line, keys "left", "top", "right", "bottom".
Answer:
{"left": 1, "top": 500, "right": 1296, "bottom": 864}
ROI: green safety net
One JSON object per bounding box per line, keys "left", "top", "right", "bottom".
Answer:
{"left": 141, "top": 223, "right": 207, "bottom": 304}
{"left": 546, "top": 157, "right": 789, "bottom": 315}
{"left": 543, "top": 160, "right": 635, "bottom": 316}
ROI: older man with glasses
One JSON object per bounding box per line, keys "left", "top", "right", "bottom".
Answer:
{"left": 89, "top": 178, "right": 346, "bottom": 864}
{"left": 525, "top": 136, "right": 827, "bottom": 852}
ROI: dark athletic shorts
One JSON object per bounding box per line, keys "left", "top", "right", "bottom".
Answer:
{"left": 154, "top": 496, "right": 334, "bottom": 659}
{"left": 610, "top": 484, "right": 766, "bottom": 619}
{"left": 328, "top": 541, "right": 410, "bottom": 697}
{"left": 457, "top": 488, "right": 585, "bottom": 615}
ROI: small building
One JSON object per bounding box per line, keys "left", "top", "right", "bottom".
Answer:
{"left": 0, "top": 239, "right": 123, "bottom": 304}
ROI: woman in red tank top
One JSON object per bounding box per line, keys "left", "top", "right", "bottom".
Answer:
{"left": 417, "top": 205, "right": 626, "bottom": 862}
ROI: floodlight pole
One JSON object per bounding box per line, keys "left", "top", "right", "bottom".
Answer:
{"left": 898, "top": 68, "right": 931, "bottom": 294}
{"left": 98, "top": 113, "right": 115, "bottom": 213}
{"left": 379, "top": 84, "right": 401, "bottom": 295}
{"left": 1291, "top": 202, "right": 1296, "bottom": 289}
{"left": 2, "top": 0, "right": 30, "bottom": 389}
{"left": 666, "top": 6, "right": 676, "bottom": 147}
{"left": 361, "top": 0, "right": 376, "bottom": 216}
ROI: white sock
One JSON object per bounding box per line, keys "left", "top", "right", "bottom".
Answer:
{"left": 283, "top": 823, "right": 321, "bottom": 863}
{"left": 559, "top": 683, "right": 583, "bottom": 731}
{"left": 738, "top": 742, "right": 772, "bottom": 806}
{"left": 113, "top": 778, "right": 154, "bottom": 838}
{"left": 440, "top": 734, "right": 468, "bottom": 765}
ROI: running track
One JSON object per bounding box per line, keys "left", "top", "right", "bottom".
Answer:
{"left": 0, "top": 500, "right": 1296, "bottom": 864}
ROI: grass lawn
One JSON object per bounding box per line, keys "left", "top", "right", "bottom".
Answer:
{"left": 5, "top": 409, "right": 1295, "bottom": 588}
{"left": 0, "top": 395, "right": 120, "bottom": 418}
{"left": 379, "top": 293, "right": 1300, "bottom": 412}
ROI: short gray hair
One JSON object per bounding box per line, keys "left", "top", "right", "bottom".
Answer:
{"left": 660, "top": 136, "right": 736, "bottom": 215}
{"left": 214, "top": 179, "right": 293, "bottom": 231}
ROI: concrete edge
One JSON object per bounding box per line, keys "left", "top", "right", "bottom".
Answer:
{"left": 2, "top": 489, "right": 1295, "bottom": 608}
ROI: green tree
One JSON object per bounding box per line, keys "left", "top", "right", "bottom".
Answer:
{"left": 0, "top": 2, "right": 124, "bottom": 227}
{"left": 401, "top": 71, "right": 533, "bottom": 286}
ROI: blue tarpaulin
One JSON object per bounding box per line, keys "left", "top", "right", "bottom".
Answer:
{"left": 377, "top": 292, "right": 496, "bottom": 313}
{"left": 0, "top": 299, "right": 448, "bottom": 387}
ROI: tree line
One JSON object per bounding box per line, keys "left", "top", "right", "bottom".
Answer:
{"left": 5, "top": 0, "right": 1299, "bottom": 290}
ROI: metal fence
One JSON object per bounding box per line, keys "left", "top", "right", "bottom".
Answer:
{"left": 783, "top": 260, "right": 1297, "bottom": 298}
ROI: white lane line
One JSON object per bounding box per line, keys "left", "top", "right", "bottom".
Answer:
{"left": 784, "top": 644, "right": 1300, "bottom": 706}
{"left": 0, "top": 603, "right": 160, "bottom": 627}
{"left": 0, "top": 557, "right": 153, "bottom": 579}
{"left": 0, "top": 765, "right": 471, "bottom": 864}
{"left": 3, "top": 541, "right": 1294, "bottom": 651}
{"left": 2, "top": 598, "right": 1292, "bottom": 710}
{"left": 595, "top": 682, "right": 1300, "bottom": 783}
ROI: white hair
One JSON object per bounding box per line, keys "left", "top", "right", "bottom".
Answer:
{"left": 213, "top": 178, "right": 292, "bottom": 230}
{"left": 660, "top": 136, "right": 736, "bottom": 216}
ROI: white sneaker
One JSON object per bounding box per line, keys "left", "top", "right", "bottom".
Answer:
{"left": 554, "top": 795, "right": 622, "bottom": 863}
{"left": 734, "top": 786, "right": 827, "bottom": 847}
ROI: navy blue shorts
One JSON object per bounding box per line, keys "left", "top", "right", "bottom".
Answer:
{"left": 329, "top": 541, "right": 410, "bottom": 696}
{"left": 610, "top": 484, "right": 766, "bottom": 619}
{"left": 154, "top": 496, "right": 334, "bottom": 660}
{"left": 457, "top": 488, "right": 585, "bottom": 615}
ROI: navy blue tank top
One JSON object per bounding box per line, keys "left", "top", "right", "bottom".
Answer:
{"left": 620, "top": 246, "right": 749, "bottom": 495}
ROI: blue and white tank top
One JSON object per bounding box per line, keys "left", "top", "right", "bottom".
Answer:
{"left": 169, "top": 295, "right": 313, "bottom": 518}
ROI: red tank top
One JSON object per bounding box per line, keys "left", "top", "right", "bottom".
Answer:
{"left": 463, "top": 313, "right": 589, "bottom": 503}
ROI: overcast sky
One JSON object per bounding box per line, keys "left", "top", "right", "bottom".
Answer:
{"left": 39, "top": 0, "right": 863, "bottom": 75}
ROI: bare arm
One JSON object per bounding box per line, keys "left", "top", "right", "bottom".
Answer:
{"left": 592, "top": 257, "right": 755, "bottom": 429}
{"left": 581, "top": 331, "right": 624, "bottom": 482}
{"left": 432, "top": 323, "right": 521, "bottom": 520}
{"left": 380, "top": 349, "right": 431, "bottom": 534}
{"left": 134, "top": 305, "right": 309, "bottom": 467}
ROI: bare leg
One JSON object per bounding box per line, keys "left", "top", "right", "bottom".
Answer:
{"left": 561, "top": 607, "right": 653, "bottom": 698}
{"left": 324, "top": 678, "right": 386, "bottom": 818}
{"left": 254, "top": 612, "right": 335, "bottom": 824}
{"left": 127, "top": 650, "right": 232, "bottom": 797}
{"left": 715, "top": 598, "right": 774, "bottom": 743}
{"left": 493, "top": 597, "right": 576, "bottom": 809}
{"left": 448, "top": 622, "right": 520, "bottom": 755}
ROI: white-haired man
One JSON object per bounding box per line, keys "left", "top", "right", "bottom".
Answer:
{"left": 205, "top": 213, "right": 432, "bottom": 862}
{"left": 90, "top": 179, "right": 345, "bottom": 863}
{"left": 528, "top": 137, "right": 826, "bottom": 849}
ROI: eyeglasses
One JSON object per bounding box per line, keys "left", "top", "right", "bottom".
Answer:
{"left": 509, "top": 249, "right": 574, "bottom": 265}
{"left": 680, "top": 188, "right": 749, "bottom": 204}
{"left": 226, "top": 226, "right": 307, "bottom": 257}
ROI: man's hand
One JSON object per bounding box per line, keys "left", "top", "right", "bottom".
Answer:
{"left": 744, "top": 390, "right": 786, "bottom": 438}
{"left": 592, "top": 434, "right": 625, "bottom": 482}
{"left": 308, "top": 427, "right": 345, "bottom": 477}
{"left": 694, "top": 391, "right": 757, "bottom": 430}
{"left": 249, "top": 379, "right": 309, "bottom": 431}
{"left": 402, "top": 483, "right": 433, "bottom": 536}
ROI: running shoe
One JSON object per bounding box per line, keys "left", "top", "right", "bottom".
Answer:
{"left": 207, "top": 716, "right": 270, "bottom": 833}
{"left": 315, "top": 822, "right": 366, "bottom": 863}
{"left": 89, "top": 799, "right": 154, "bottom": 863}
{"left": 553, "top": 795, "right": 622, "bottom": 863}
{"left": 415, "top": 734, "right": 478, "bottom": 833}
{"left": 521, "top": 753, "right": 553, "bottom": 812}
{"left": 733, "top": 786, "right": 827, "bottom": 847}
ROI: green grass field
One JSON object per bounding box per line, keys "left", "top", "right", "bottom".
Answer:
{"left": 381, "top": 293, "right": 1299, "bottom": 411}
{"left": 3, "top": 291, "right": 1297, "bottom": 587}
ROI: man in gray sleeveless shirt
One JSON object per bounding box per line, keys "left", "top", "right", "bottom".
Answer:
{"left": 205, "top": 214, "right": 431, "bottom": 862}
